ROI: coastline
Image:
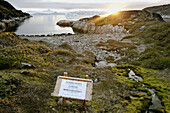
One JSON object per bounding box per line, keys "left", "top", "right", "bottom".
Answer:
{"left": 0, "top": 15, "right": 31, "bottom": 32}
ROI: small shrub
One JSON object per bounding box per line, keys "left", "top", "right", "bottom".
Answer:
{"left": 142, "top": 57, "right": 170, "bottom": 70}
{"left": 55, "top": 49, "right": 74, "bottom": 56}
{"left": 139, "top": 51, "right": 161, "bottom": 61}
{"left": 59, "top": 43, "right": 73, "bottom": 50}
{"left": 0, "top": 74, "right": 20, "bottom": 99}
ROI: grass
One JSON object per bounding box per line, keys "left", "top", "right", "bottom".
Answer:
{"left": 127, "top": 21, "right": 170, "bottom": 70}
{"left": 96, "top": 39, "right": 136, "bottom": 51}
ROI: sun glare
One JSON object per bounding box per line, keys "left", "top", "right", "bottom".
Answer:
{"left": 102, "top": 8, "right": 122, "bottom": 17}
{"left": 103, "top": 4, "right": 124, "bottom": 17}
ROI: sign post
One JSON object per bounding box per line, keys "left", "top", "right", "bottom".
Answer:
{"left": 62, "top": 72, "right": 67, "bottom": 106}
{"left": 52, "top": 72, "right": 93, "bottom": 110}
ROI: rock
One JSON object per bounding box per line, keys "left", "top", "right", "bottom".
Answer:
{"left": 58, "top": 19, "right": 128, "bottom": 34}
{"left": 56, "top": 10, "right": 165, "bottom": 34}
{"left": 56, "top": 20, "right": 74, "bottom": 27}
{"left": 143, "top": 4, "right": 170, "bottom": 18}
{"left": 128, "top": 69, "right": 143, "bottom": 82}
{"left": 108, "top": 63, "right": 117, "bottom": 67}
{"left": 134, "top": 76, "right": 143, "bottom": 82}
{"left": 57, "top": 98, "right": 72, "bottom": 106}
{"left": 20, "top": 70, "right": 30, "bottom": 75}
{"left": 88, "top": 24, "right": 96, "bottom": 34}
{"left": 82, "top": 23, "right": 88, "bottom": 33}
{"left": 139, "top": 25, "right": 148, "bottom": 31}
{"left": 94, "top": 78, "right": 99, "bottom": 83}
{"left": 20, "top": 62, "right": 35, "bottom": 69}
{"left": 95, "top": 61, "right": 107, "bottom": 67}
{"left": 0, "top": 22, "right": 6, "bottom": 31}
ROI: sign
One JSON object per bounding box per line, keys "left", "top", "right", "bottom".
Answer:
{"left": 59, "top": 79, "right": 87, "bottom": 99}
{"left": 52, "top": 76, "right": 93, "bottom": 101}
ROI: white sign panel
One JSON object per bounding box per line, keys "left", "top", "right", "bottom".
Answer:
{"left": 58, "top": 79, "right": 87, "bottom": 100}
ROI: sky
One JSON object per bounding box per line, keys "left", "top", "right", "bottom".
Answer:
{"left": 5, "top": 0, "right": 170, "bottom": 12}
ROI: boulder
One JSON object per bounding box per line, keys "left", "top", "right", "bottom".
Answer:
{"left": 0, "top": 22, "right": 6, "bottom": 31}
{"left": 56, "top": 20, "right": 74, "bottom": 27}
{"left": 128, "top": 69, "right": 143, "bottom": 82}
{"left": 57, "top": 19, "right": 128, "bottom": 34}
{"left": 20, "top": 70, "right": 30, "bottom": 75}
{"left": 82, "top": 23, "right": 88, "bottom": 33}
{"left": 19, "top": 62, "right": 35, "bottom": 69}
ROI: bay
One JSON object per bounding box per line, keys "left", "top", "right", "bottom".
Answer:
{"left": 15, "top": 15, "right": 74, "bottom": 35}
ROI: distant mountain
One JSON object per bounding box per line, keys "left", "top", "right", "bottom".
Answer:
{"left": 143, "top": 4, "right": 170, "bottom": 16}
{"left": 27, "top": 9, "right": 106, "bottom": 19}
{"left": 27, "top": 9, "right": 56, "bottom": 15}
{"left": 0, "top": 0, "right": 30, "bottom": 20}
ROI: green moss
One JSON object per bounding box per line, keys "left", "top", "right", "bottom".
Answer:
{"left": 138, "top": 68, "right": 170, "bottom": 112}
{"left": 112, "top": 64, "right": 169, "bottom": 112}
{"left": 125, "top": 96, "right": 151, "bottom": 112}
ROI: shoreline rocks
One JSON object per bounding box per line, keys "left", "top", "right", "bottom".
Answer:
{"left": 0, "top": 0, "right": 31, "bottom": 32}
{"left": 57, "top": 10, "right": 164, "bottom": 34}
{"left": 57, "top": 20, "right": 129, "bottom": 34}
{"left": 0, "top": 16, "right": 31, "bottom": 32}
{"left": 56, "top": 20, "right": 74, "bottom": 27}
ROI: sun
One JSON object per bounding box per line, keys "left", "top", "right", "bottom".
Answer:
{"left": 103, "top": 8, "right": 121, "bottom": 17}
{"left": 103, "top": 3, "right": 124, "bottom": 16}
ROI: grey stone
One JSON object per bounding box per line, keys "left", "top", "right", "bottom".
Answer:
{"left": 58, "top": 98, "right": 72, "bottom": 106}
{"left": 128, "top": 69, "right": 143, "bottom": 82}
{"left": 108, "top": 63, "right": 117, "bottom": 67}
{"left": 20, "top": 62, "right": 34, "bottom": 69}
{"left": 95, "top": 61, "right": 107, "bottom": 67}
{"left": 20, "top": 70, "right": 30, "bottom": 75}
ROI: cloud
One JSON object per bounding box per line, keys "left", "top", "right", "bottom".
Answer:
{"left": 6, "top": 0, "right": 169, "bottom": 11}
{"left": 123, "top": 2, "right": 154, "bottom": 9}
{"left": 6, "top": 1, "right": 111, "bottom": 10}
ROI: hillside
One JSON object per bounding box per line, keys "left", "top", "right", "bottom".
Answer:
{"left": 143, "top": 4, "right": 170, "bottom": 16}
{"left": 0, "top": 0, "right": 30, "bottom": 32}
{"left": 0, "top": 0, "right": 30, "bottom": 20}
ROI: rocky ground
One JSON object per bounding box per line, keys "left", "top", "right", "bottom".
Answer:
{"left": 20, "top": 33, "right": 129, "bottom": 67}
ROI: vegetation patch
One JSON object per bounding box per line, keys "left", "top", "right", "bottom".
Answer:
{"left": 0, "top": 32, "right": 24, "bottom": 49}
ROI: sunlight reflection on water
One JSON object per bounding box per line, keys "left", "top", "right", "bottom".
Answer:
{"left": 15, "top": 15, "right": 74, "bottom": 35}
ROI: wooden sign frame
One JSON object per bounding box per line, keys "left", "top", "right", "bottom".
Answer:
{"left": 51, "top": 72, "right": 93, "bottom": 109}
